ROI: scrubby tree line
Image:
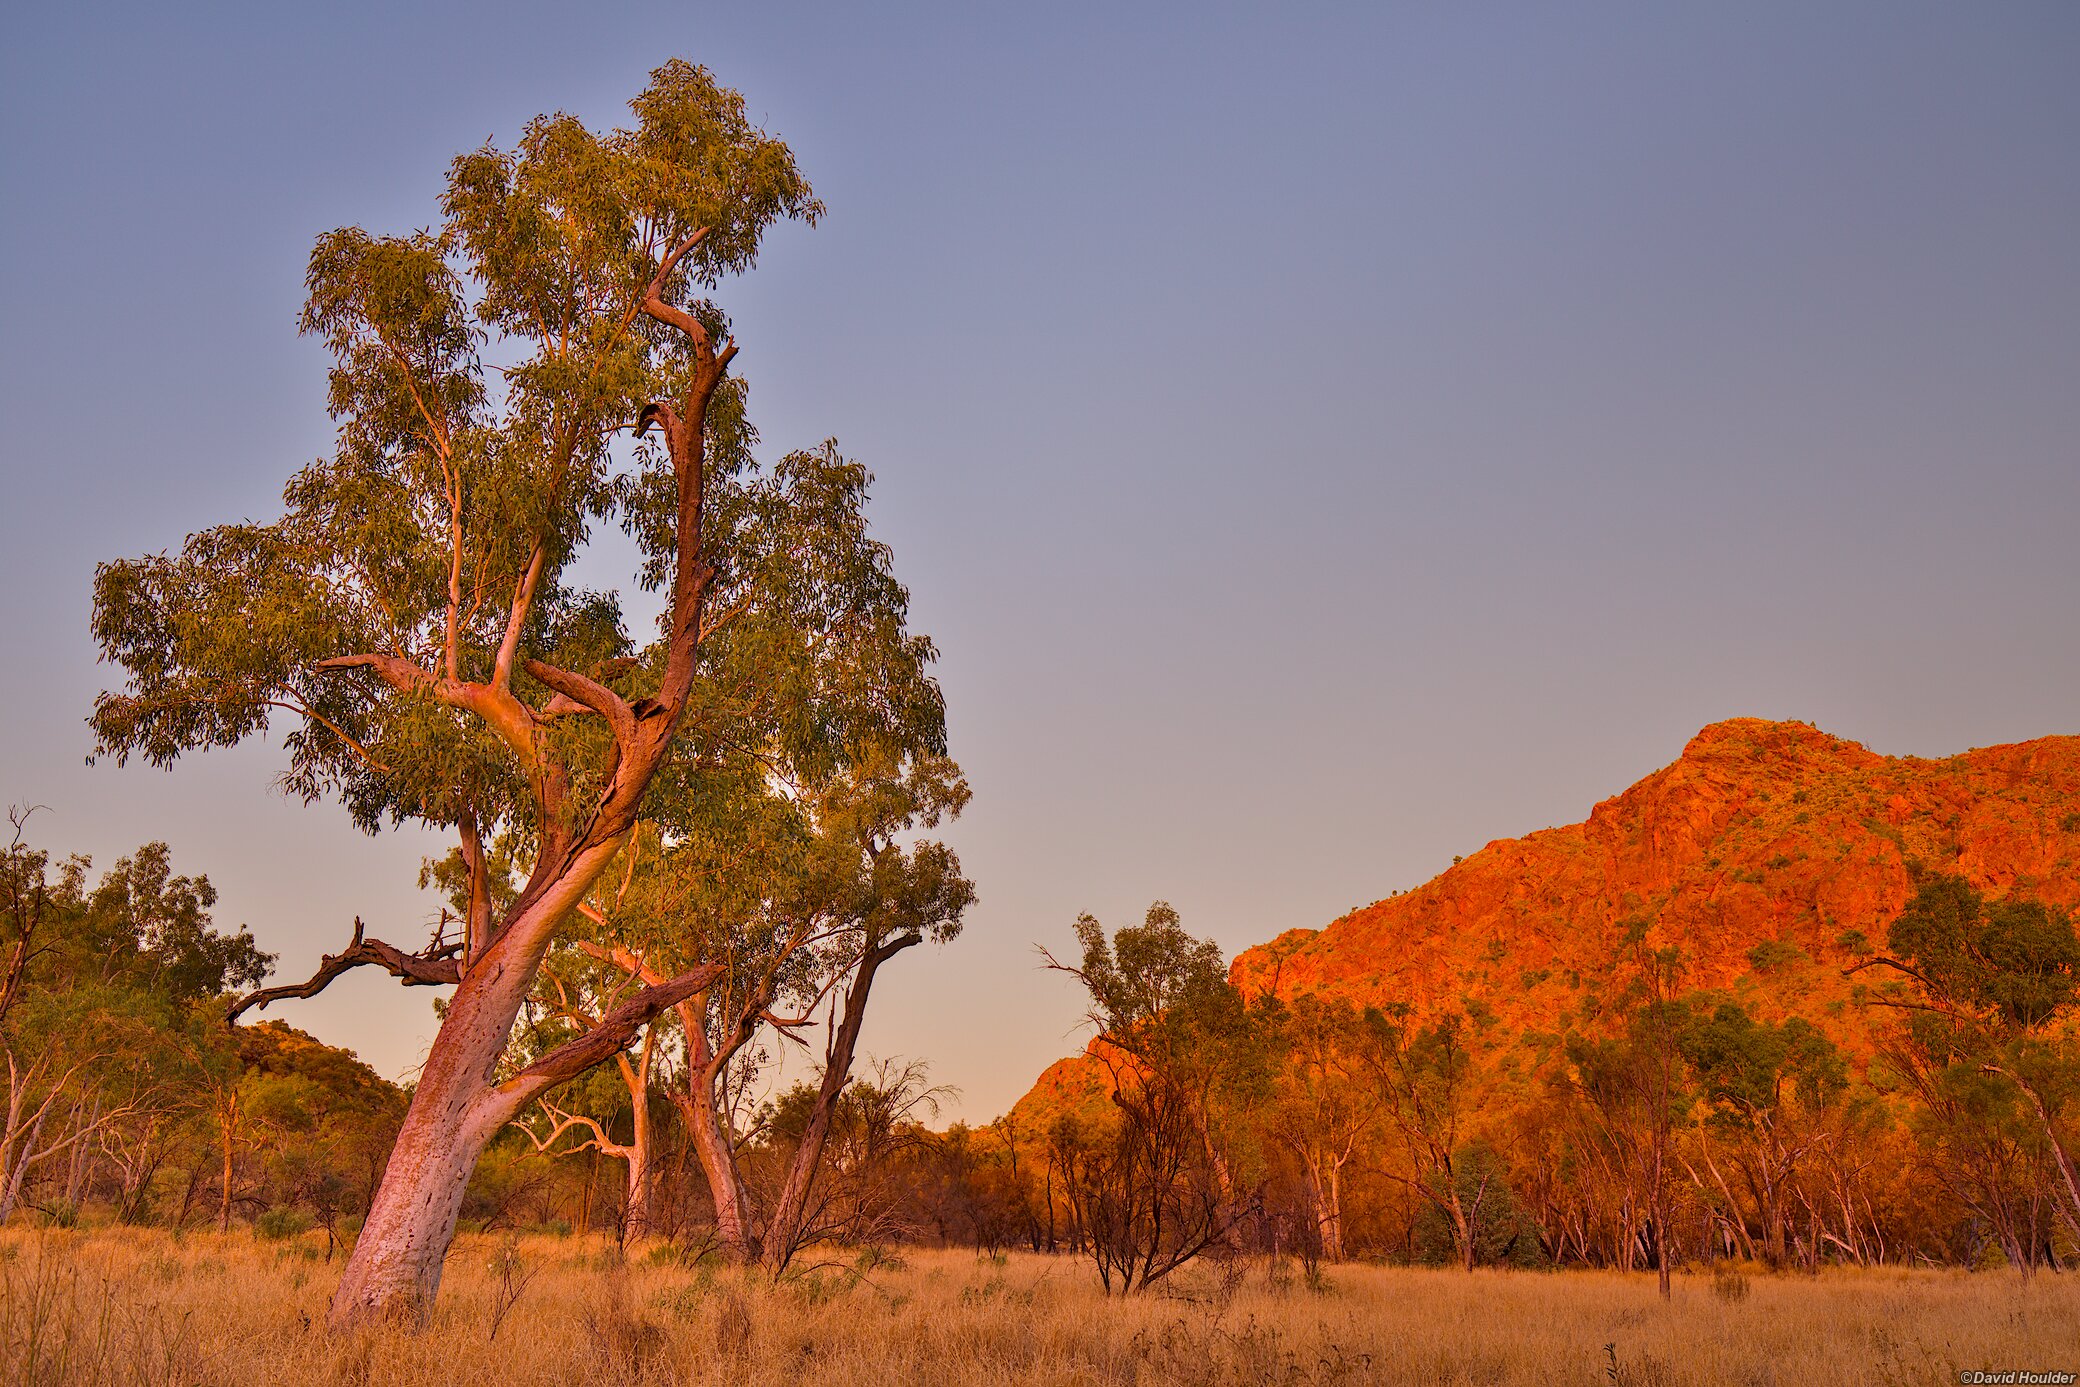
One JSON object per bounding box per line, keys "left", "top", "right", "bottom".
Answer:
{"left": 956, "top": 876, "right": 2080, "bottom": 1293}
{"left": 9, "top": 788, "right": 2076, "bottom": 1301}
{"left": 0, "top": 811, "right": 398, "bottom": 1239}
{"left": 0, "top": 806, "right": 968, "bottom": 1270}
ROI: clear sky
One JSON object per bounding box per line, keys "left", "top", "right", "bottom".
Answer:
{"left": 2, "top": 2, "right": 2075, "bottom": 1121}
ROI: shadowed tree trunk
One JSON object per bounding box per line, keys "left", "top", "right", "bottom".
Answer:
{"left": 760, "top": 932, "right": 917, "bottom": 1275}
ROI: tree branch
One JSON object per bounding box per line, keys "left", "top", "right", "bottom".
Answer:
{"left": 648, "top": 227, "right": 710, "bottom": 298}
{"left": 493, "top": 543, "right": 549, "bottom": 690}
{"left": 513, "top": 1098, "right": 627, "bottom": 1159}
{"left": 523, "top": 658, "right": 636, "bottom": 747}
{"left": 636, "top": 229, "right": 713, "bottom": 345}
{"left": 227, "top": 917, "right": 462, "bottom": 1020}
{"left": 317, "top": 652, "right": 538, "bottom": 771}
{"left": 473, "top": 962, "right": 725, "bottom": 1136}
{"left": 314, "top": 653, "right": 437, "bottom": 692}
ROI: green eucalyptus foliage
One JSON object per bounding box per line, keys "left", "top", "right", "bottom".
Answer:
{"left": 1679, "top": 1001, "right": 1847, "bottom": 1126}
{"left": 88, "top": 60, "right": 837, "bottom": 854}
{"left": 1068, "top": 902, "right": 1235, "bottom": 1039}
{"left": 1410, "top": 1140, "right": 1546, "bottom": 1269}
{"left": 1, "top": 835, "right": 272, "bottom": 1030}
{"left": 1888, "top": 875, "right": 2080, "bottom": 1031}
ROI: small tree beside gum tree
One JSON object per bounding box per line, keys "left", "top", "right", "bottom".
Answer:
{"left": 1674, "top": 998, "right": 1848, "bottom": 1268}
{"left": 1, "top": 820, "right": 272, "bottom": 1226}
{"left": 82, "top": 63, "right": 893, "bottom": 1328}
{"left": 1259, "top": 994, "right": 1385, "bottom": 1262}
{"left": 507, "top": 951, "right": 670, "bottom": 1245}
{"left": 1360, "top": 1005, "right": 1490, "bottom": 1272}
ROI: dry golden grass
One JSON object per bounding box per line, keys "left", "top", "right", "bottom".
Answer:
{"left": 3, "top": 1229, "right": 2076, "bottom": 1386}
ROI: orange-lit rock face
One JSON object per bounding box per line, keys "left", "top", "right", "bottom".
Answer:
{"left": 1233, "top": 720, "right": 2079, "bottom": 1068}
{"left": 1015, "top": 719, "right": 2080, "bottom": 1124}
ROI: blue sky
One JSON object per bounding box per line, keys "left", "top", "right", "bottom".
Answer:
{"left": 3, "top": 2, "right": 2076, "bottom": 1118}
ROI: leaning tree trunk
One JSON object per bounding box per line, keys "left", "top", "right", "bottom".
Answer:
{"left": 327, "top": 848, "right": 713, "bottom": 1329}
{"left": 209, "top": 222, "right": 743, "bottom": 1330}
{"left": 327, "top": 944, "right": 541, "bottom": 1326}
{"left": 759, "top": 934, "right": 914, "bottom": 1276}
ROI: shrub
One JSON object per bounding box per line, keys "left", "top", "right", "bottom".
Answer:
{"left": 1746, "top": 939, "right": 1806, "bottom": 973}
{"left": 254, "top": 1208, "right": 312, "bottom": 1242}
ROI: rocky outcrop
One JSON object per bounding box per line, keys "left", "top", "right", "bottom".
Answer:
{"left": 1013, "top": 719, "right": 2080, "bottom": 1123}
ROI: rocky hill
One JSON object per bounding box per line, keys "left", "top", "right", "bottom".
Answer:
{"left": 1014, "top": 718, "right": 2080, "bottom": 1123}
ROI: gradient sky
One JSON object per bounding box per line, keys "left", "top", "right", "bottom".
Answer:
{"left": 2, "top": 2, "right": 2076, "bottom": 1121}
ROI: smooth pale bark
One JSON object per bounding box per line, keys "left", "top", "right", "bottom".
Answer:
{"left": 328, "top": 923, "right": 556, "bottom": 1324}
{"left": 0, "top": 1053, "right": 134, "bottom": 1226}
{"left": 328, "top": 847, "right": 716, "bottom": 1327}
{"left": 618, "top": 1036, "right": 658, "bottom": 1244}
{"left": 523, "top": 1001, "right": 663, "bottom": 1247}
{"left": 673, "top": 1081, "right": 760, "bottom": 1260}
{"left": 624, "top": 1097, "right": 653, "bottom": 1242}
{"left": 0, "top": 1104, "right": 47, "bottom": 1224}
{"left": 1451, "top": 1187, "right": 1477, "bottom": 1273}
{"left": 566, "top": 942, "right": 769, "bottom": 1263}
{"left": 1305, "top": 1159, "right": 1345, "bottom": 1263}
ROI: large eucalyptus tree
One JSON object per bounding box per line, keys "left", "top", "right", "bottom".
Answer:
{"left": 88, "top": 63, "right": 935, "bottom": 1328}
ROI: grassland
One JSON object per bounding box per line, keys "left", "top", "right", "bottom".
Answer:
{"left": 3, "top": 1229, "right": 2076, "bottom": 1386}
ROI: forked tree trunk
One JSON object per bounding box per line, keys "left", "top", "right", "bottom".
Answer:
{"left": 326, "top": 844, "right": 697, "bottom": 1328}
{"left": 1310, "top": 1160, "right": 1345, "bottom": 1262}
{"left": 327, "top": 951, "right": 538, "bottom": 1325}
{"left": 1451, "top": 1190, "right": 1477, "bottom": 1273}
{"left": 674, "top": 1086, "right": 760, "bottom": 1260}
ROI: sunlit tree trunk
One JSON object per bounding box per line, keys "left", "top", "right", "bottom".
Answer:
{"left": 624, "top": 1097, "right": 653, "bottom": 1242}
{"left": 218, "top": 1099, "right": 236, "bottom": 1234}
{"left": 0, "top": 1103, "right": 47, "bottom": 1225}
{"left": 617, "top": 1032, "right": 659, "bottom": 1245}
{"left": 676, "top": 1087, "right": 759, "bottom": 1258}
{"left": 329, "top": 857, "right": 715, "bottom": 1326}
{"left": 329, "top": 949, "right": 538, "bottom": 1320}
